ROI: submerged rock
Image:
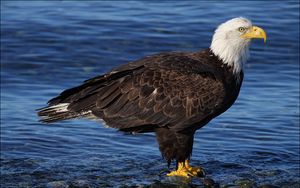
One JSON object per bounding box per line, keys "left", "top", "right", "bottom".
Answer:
{"left": 259, "top": 184, "right": 280, "bottom": 188}
{"left": 202, "top": 178, "right": 220, "bottom": 188}
{"left": 234, "top": 178, "right": 257, "bottom": 188}
{"left": 69, "top": 179, "right": 91, "bottom": 188}
{"left": 46, "top": 181, "right": 69, "bottom": 188}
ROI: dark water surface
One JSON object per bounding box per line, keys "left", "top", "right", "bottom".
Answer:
{"left": 1, "top": 1, "right": 299, "bottom": 187}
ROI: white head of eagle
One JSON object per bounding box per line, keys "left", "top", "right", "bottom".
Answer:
{"left": 210, "top": 17, "right": 266, "bottom": 74}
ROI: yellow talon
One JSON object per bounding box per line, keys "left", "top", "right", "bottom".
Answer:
{"left": 184, "top": 160, "right": 205, "bottom": 177}
{"left": 167, "top": 160, "right": 205, "bottom": 178}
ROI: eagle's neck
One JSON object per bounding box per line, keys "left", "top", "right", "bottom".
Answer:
{"left": 210, "top": 35, "right": 250, "bottom": 75}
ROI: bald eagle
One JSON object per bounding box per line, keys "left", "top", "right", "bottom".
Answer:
{"left": 37, "top": 17, "right": 266, "bottom": 177}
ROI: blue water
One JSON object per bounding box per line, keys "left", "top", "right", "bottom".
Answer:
{"left": 1, "top": 1, "right": 299, "bottom": 187}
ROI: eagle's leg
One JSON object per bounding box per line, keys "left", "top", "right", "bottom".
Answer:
{"left": 167, "top": 160, "right": 205, "bottom": 178}
{"left": 155, "top": 128, "right": 205, "bottom": 177}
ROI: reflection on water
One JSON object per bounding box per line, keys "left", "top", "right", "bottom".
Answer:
{"left": 1, "top": 1, "right": 299, "bottom": 187}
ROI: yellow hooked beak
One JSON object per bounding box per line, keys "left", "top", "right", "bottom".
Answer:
{"left": 242, "top": 26, "right": 267, "bottom": 43}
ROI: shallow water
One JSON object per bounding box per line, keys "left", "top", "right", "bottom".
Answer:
{"left": 1, "top": 1, "right": 299, "bottom": 187}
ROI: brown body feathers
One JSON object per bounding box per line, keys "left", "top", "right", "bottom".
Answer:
{"left": 38, "top": 49, "right": 243, "bottom": 164}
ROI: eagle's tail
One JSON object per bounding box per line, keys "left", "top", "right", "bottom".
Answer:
{"left": 37, "top": 103, "right": 81, "bottom": 123}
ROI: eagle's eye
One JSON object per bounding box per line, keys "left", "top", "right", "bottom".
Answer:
{"left": 238, "top": 27, "right": 246, "bottom": 32}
